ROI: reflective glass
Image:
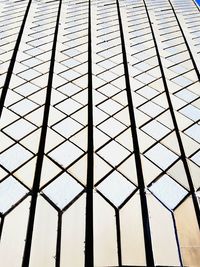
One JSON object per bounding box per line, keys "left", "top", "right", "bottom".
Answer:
{"left": 0, "top": 0, "right": 200, "bottom": 266}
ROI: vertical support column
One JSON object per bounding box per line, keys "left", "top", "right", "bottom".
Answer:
{"left": 85, "top": 0, "right": 94, "bottom": 265}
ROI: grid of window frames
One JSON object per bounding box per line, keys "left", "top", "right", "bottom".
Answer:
{"left": 0, "top": 0, "right": 200, "bottom": 266}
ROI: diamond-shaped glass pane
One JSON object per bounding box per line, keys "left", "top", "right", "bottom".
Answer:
{"left": 185, "top": 124, "right": 200, "bottom": 143}
{"left": 42, "top": 173, "right": 83, "bottom": 210}
{"left": 10, "top": 99, "right": 38, "bottom": 116}
{"left": 56, "top": 98, "right": 82, "bottom": 115}
{"left": 97, "top": 171, "right": 136, "bottom": 207}
{"left": 180, "top": 105, "right": 200, "bottom": 121}
{"left": 139, "top": 102, "right": 164, "bottom": 117}
{"left": 191, "top": 151, "right": 200, "bottom": 167}
{"left": 149, "top": 174, "right": 188, "bottom": 209}
{"left": 98, "top": 141, "right": 130, "bottom": 166}
{"left": 98, "top": 99, "right": 122, "bottom": 115}
{"left": 3, "top": 119, "right": 36, "bottom": 140}
{"left": 0, "top": 144, "right": 33, "bottom": 172}
{"left": 142, "top": 120, "right": 170, "bottom": 140}
{"left": 98, "top": 117, "right": 126, "bottom": 138}
{"left": 145, "top": 143, "right": 178, "bottom": 170}
{"left": 53, "top": 117, "right": 83, "bottom": 138}
{"left": 0, "top": 176, "right": 28, "bottom": 213}
{"left": 176, "top": 89, "right": 198, "bottom": 102}
{"left": 48, "top": 141, "right": 83, "bottom": 168}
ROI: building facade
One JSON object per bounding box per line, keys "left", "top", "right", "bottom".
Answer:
{"left": 0, "top": 0, "right": 200, "bottom": 266}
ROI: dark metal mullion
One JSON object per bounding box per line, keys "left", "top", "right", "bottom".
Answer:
{"left": 56, "top": 212, "right": 62, "bottom": 267}
{"left": 115, "top": 210, "right": 122, "bottom": 266}
{"left": 0, "top": 0, "right": 32, "bottom": 117}
{"left": 85, "top": 0, "right": 94, "bottom": 266}
{"left": 168, "top": 0, "right": 200, "bottom": 81}
{"left": 116, "top": 1, "right": 155, "bottom": 266}
{"left": 21, "top": 1, "right": 63, "bottom": 266}
{"left": 0, "top": 217, "right": 4, "bottom": 241}
{"left": 142, "top": 0, "right": 200, "bottom": 229}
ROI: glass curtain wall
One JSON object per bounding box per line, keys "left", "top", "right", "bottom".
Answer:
{"left": 0, "top": 0, "right": 199, "bottom": 266}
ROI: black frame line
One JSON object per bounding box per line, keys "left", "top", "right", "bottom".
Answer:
{"left": 85, "top": 0, "right": 94, "bottom": 266}
{"left": 115, "top": 210, "right": 122, "bottom": 266}
{"left": 56, "top": 211, "right": 62, "bottom": 267}
{"left": 116, "top": 0, "right": 155, "bottom": 266}
{"left": 0, "top": 216, "right": 4, "bottom": 242}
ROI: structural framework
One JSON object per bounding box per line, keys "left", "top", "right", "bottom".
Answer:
{"left": 0, "top": 0, "right": 200, "bottom": 266}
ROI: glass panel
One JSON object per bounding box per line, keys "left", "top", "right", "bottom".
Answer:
{"left": 0, "top": 197, "right": 30, "bottom": 267}
{"left": 120, "top": 193, "right": 146, "bottom": 266}
{"left": 0, "top": 176, "right": 28, "bottom": 213}
{"left": 0, "top": 132, "right": 14, "bottom": 152}
{"left": 94, "top": 154, "right": 112, "bottom": 184}
{"left": 94, "top": 193, "right": 118, "bottom": 266}
{"left": 145, "top": 143, "right": 179, "bottom": 170}
{"left": 40, "top": 156, "right": 62, "bottom": 188}
{"left": 167, "top": 160, "right": 189, "bottom": 190}
{"left": 147, "top": 194, "right": 181, "bottom": 266}
{"left": 29, "top": 196, "right": 57, "bottom": 267}
{"left": 60, "top": 194, "right": 86, "bottom": 267}
{"left": 149, "top": 174, "right": 188, "bottom": 210}
{"left": 68, "top": 155, "right": 87, "bottom": 186}
{"left": 161, "top": 132, "right": 181, "bottom": 155}
{"left": 97, "top": 171, "right": 136, "bottom": 208}
{"left": 0, "top": 0, "right": 200, "bottom": 265}
{"left": 42, "top": 173, "right": 83, "bottom": 210}
{"left": 187, "top": 160, "right": 200, "bottom": 189}
{"left": 0, "top": 144, "right": 33, "bottom": 172}
{"left": 174, "top": 197, "right": 200, "bottom": 267}
{"left": 141, "top": 155, "right": 162, "bottom": 185}
{"left": 48, "top": 141, "right": 83, "bottom": 169}
{"left": 97, "top": 140, "right": 130, "bottom": 167}
{"left": 117, "top": 155, "right": 138, "bottom": 186}
{"left": 13, "top": 157, "right": 37, "bottom": 189}
{"left": 0, "top": 0, "right": 29, "bottom": 91}
{"left": 141, "top": 120, "right": 171, "bottom": 140}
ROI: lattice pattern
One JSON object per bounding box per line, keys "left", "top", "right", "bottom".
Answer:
{"left": 0, "top": 0, "right": 200, "bottom": 266}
